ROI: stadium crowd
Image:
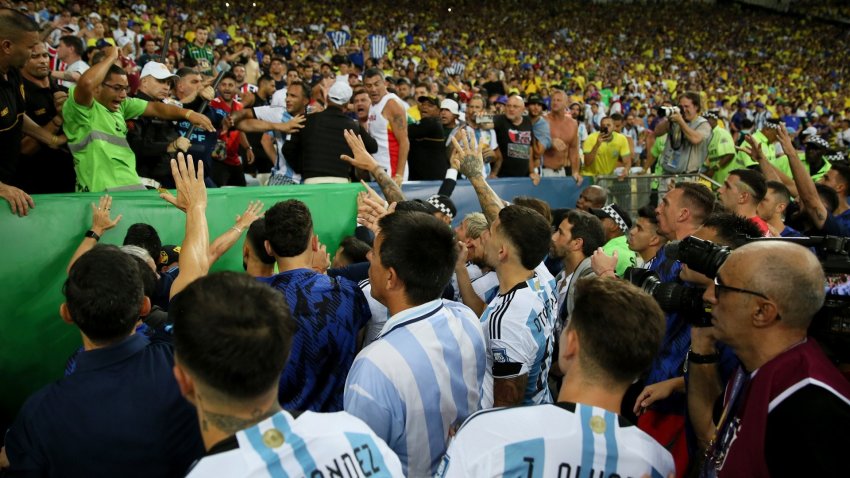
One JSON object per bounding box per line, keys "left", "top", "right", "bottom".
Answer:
{"left": 1, "top": 0, "right": 850, "bottom": 477}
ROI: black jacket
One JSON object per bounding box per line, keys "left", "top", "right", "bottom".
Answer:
{"left": 282, "top": 106, "right": 377, "bottom": 180}
{"left": 408, "top": 117, "right": 449, "bottom": 180}
{"left": 127, "top": 91, "right": 180, "bottom": 184}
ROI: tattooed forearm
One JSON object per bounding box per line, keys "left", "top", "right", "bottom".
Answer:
{"left": 470, "top": 176, "right": 504, "bottom": 224}
{"left": 373, "top": 166, "right": 405, "bottom": 203}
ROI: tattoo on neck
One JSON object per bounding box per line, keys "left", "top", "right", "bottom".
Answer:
{"left": 203, "top": 404, "right": 281, "bottom": 435}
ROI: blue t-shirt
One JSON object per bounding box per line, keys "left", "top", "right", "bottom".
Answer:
{"left": 258, "top": 269, "right": 371, "bottom": 412}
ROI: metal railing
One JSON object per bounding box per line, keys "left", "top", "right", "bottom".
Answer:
{"left": 594, "top": 173, "right": 717, "bottom": 217}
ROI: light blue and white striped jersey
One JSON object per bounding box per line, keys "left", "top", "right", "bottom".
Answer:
{"left": 472, "top": 270, "right": 499, "bottom": 304}
{"left": 436, "top": 403, "right": 675, "bottom": 478}
{"left": 368, "top": 34, "right": 388, "bottom": 59}
{"left": 253, "top": 105, "right": 301, "bottom": 183}
{"left": 358, "top": 279, "right": 387, "bottom": 347}
{"left": 186, "top": 410, "right": 403, "bottom": 478}
{"left": 480, "top": 263, "right": 558, "bottom": 408}
{"left": 344, "top": 299, "right": 487, "bottom": 478}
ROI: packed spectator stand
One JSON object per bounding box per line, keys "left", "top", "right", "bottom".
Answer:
{"left": 1, "top": 0, "right": 850, "bottom": 477}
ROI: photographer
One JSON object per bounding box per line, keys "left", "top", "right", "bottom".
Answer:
{"left": 653, "top": 92, "right": 711, "bottom": 183}
{"left": 689, "top": 241, "right": 850, "bottom": 477}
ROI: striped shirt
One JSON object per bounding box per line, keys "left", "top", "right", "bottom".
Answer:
{"left": 344, "top": 299, "right": 487, "bottom": 477}
{"left": 253, "top": 105, "right": 300, "bottom": 183}
{"left": 436, "top": 403, "right": 675, "bottom": 478}
{"left": 480, "top": 263, "right": 558, "bottom": 407}
{"left": 186, "top": 410, "right": 403, "bottom": 477}
{"left": 327, "top": 30, "right": 351, "bottom": 49}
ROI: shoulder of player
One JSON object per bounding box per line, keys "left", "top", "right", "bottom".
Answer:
{"left": 455, "top": 403, "right": 560, "bottom": 436}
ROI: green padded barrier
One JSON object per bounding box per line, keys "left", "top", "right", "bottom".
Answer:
{"left": 0, "top": 183, "right": 363, "bottom": 419}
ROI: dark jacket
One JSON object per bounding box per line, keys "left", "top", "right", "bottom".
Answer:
{"left": 282, "top": 105, "right": 377, "bottom": 180}
{"left": 409, "top": 116, "right": 449, "bottom": 180}
{"left": 127, "top": 91, "right": 180, "bottom": 185}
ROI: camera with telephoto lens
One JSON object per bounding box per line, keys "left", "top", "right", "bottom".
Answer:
{"left": 624, "top": 237, "right": 730, "bottom": 327}
{"left": 666, "top": 236, "right": 731, "bottom": 280}
{"left": 655, "top": 106, "right": 681, "bottom": 118}
{"left": 623, "top": 268, "right": 712, "bottom": 326}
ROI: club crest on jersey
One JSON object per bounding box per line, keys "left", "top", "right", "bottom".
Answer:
{"left": 493, "top": 348, "right": 508, "bottom": 363}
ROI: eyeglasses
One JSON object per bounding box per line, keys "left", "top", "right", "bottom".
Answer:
{"left": 714, "top": 275, "right": 770, "bottom": 301}
{"left": 102, "top": 83, "right": 130, "bottom": 94}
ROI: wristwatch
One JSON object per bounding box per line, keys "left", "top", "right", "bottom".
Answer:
{"left": 687, "top": 348, "right": 719, "bottom": 364}
{"left": 85, "top": 230, "right": 101, "bottom": 241}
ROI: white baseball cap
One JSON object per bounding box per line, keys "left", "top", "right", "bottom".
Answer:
{"left": 440, "top": 99, "right": 459, "bottom": 116}
{"left": 328, "top": 81, "right": 353, "bottom": 105}
{"left": 140, "top": 62, "right": 178, "bottom": 80}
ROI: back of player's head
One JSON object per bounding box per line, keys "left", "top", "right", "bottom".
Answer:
{"left": 246, "top": 219, "right": 275, "bottom": 265}
{"left": 171, "top": 272, "right": 296, "bottom": 400}
{"left": 265, "top": 200, "right": 313, "bottom": 258}
{"left": 64, "top": 245, "right": 144, "bottom": 344}
{"left": 377, "top": 211, "right": 456, "bottom": 304}
{"left": 512, "top": 196, "right": 552, "bottom": 225}
{"left": 337, "top": 236, "right": 372, "bottom": 265}
{"left": 123, "top": 223, "right": 162, "bottom": 262}
{"left": 498, "top": 205, "right": 551, "bottom": 270}
{"left": 570, "top": 277, "right": 665, "bottom": 384}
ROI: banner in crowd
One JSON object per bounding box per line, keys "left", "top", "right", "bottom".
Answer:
{"left": 0, "top": 178, "right": 582, "bottom": 421}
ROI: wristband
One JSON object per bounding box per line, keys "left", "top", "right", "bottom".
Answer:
{"left": 184, "top": 110, "right": 193, "bottom": 120}
{"left": 85, "top": 230, "right": 101, "bottom": 241}
{"left": 687, "top": 348, "right": 719, "bottom": 364}
{"left": 51, "top": 135, "right": 58, "bottom": 145}
{"left": 230, "top": 226, "right": 244, "bottom": 234}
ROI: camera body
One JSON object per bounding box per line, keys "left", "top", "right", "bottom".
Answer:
{"left": 624, "top": 268, "right": 711, "bottom": 326}
{"left": 656, "top": 106, "right": 681, "bottom": 118}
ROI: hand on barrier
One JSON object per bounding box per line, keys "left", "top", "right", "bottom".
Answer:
{"left": 0, "top": 183, "right": 35, "bottom": 217}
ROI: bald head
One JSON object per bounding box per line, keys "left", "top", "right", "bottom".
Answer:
{"left": 731, "top": 241, "right": 825, "bottom": 329}
{"left": 576, "top": 185, "right": 607, "bottom": 211}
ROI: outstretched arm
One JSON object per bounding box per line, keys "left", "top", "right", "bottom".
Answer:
{"left": 451, "top": 130, "right": 504, "bottom": 224}
{"left": 341, "top": 129, "right": 405, "bottom": 203}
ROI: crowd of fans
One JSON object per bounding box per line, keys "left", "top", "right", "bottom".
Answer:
{"left": 2, "top": 1, "right": 850, "bottom": 477}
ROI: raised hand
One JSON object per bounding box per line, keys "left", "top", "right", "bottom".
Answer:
{"left": 341, "top": 129, "right": 379, "bottom": 171}
{"left": 90, "top": 195, "right": 122, "bottom": 234}
{"left": 450, "top": 129, "right": 484, "bottom": 179}
{"left": 234, "top": 200, "right": 264, "bottom": 230}
{"left": 160, "top": 153, "right": 206, "bottom": 212}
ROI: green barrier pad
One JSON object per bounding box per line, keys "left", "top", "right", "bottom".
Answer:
{"left": 0, "top": 184, "right": 362, "bottom": 418}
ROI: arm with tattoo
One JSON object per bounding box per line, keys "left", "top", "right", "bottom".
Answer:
{"left": 451, "top": 131, "right": 505, "bottom": 224}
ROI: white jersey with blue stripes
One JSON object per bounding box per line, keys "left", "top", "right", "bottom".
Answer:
{"left": 480, "top": 263, "right": 558, "bottom": 408}
{"left": 186, "top": 410, "right": 403, "bottom": 478}
{"left": 253, "top": 105, "right": 301, "bottom": 183}
{"left": 344, "top": 299, "right": 487, "bottom": 478}
{"left": 436, "top": 403, "right": 675, "bottom": 478}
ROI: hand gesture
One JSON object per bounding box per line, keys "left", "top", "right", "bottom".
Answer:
{"left": 170, "top": 136, "right": 191, "bottom": 153}
{"left": 358, "top": 179, "right": 385, "bottom": 205}
{"left": 276, "top": 114, "right": 305, "bottom": 133}
{"left": 199, "top": 85, "right": 215, "bottom": 102}
{"left": 159, "top": 153, "right": 206, "bottom": 212}
{"left": 358, "top": 197, "right": 395, "bottom": 235}
{"left": 101, "top": 45, "right": 119, "bottom": 59}
{"left": 90, "top": 195, "right": 122, "bottom": 234}
{"left": 188, "top": 111, "right": 215, "bottom": 132}
{"left": 341, "top": 129, "right": 379, "bottom": 171}
{"left": 633, "top": 380, "right": 678, "bottom": 416}
{"left": 591, "top": 247, "right": 618, "bottom": 276}
{"left": 776, "top": 125, "right": 794, "bottom": 154}
{"left": 529, "top": 171, "right": 541, "bottom": 186}
{"left": 311, "top": 238, "right": 331, "bottom": 273}
{"left": 235, "top": 200, "right": 264, "bottom": 230}
{"left": 0, "top": 183, "right": 35, "bottom": 217}
{"left": 450, "top": 129, "right": 485, "bottom": 179}
{"left": 455, "top": 241, "right": 469, "bottom": 271}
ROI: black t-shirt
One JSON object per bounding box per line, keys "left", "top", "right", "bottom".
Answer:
{"left": 0, "top": 67, "right": 26, "bottom": 184}
{"left": 493, "top": 115, "right": 534, "bottom": 177}
{"left": 17, "top": 77, "right": 75, "bottom": 193}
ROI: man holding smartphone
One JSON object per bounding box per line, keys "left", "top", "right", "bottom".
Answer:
{"left": 580, "top": 116, "right": 631, "bottom": 179}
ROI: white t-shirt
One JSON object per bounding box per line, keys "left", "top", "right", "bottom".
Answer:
{"left": 62, "top": 60, "right": 90, "bottom": 88}
{"left": 436, "top": 403, "right": 675, "bottom": 478}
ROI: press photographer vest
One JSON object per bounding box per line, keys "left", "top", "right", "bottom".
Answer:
{"left": 660, "top": 116, "right": 710, "bottom": 174}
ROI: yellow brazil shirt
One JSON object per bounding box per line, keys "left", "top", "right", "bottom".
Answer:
{"left": 581, "top": 132, "right": 631, "bottom": 176}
